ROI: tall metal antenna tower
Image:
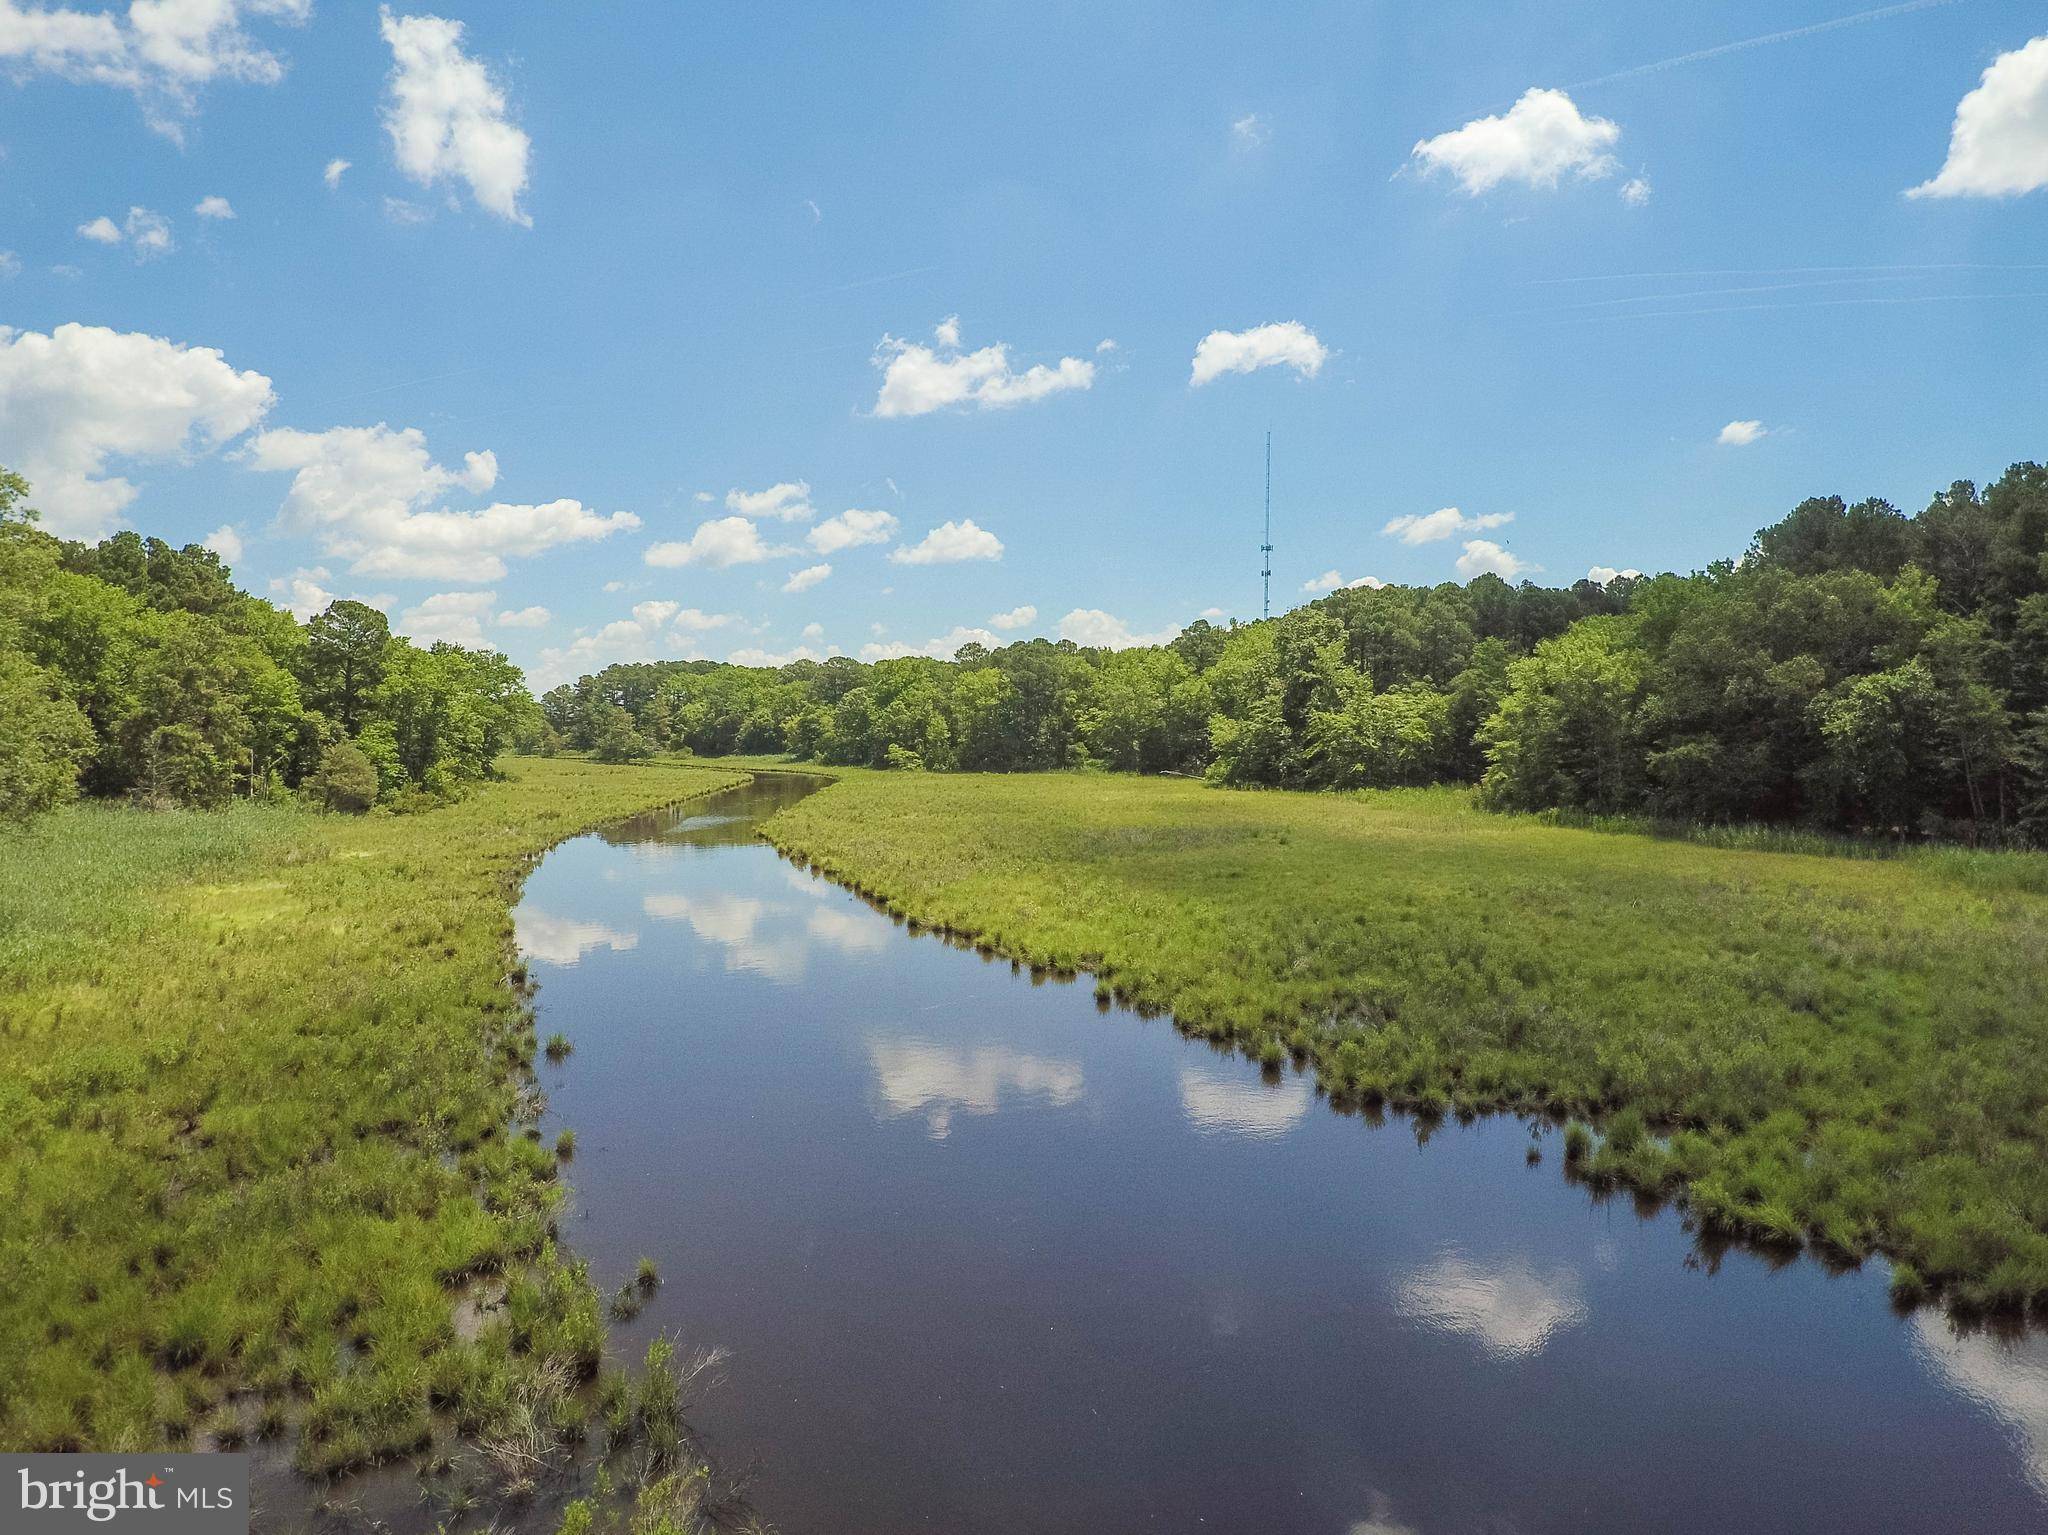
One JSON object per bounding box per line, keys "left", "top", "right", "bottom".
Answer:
{"left": 1261, "top": 430, "right": 1273, "bottom": 620}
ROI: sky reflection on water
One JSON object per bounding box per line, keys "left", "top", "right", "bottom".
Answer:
{"left": 866, "top": 1038, "right": 1087, "bottom": 1138}
{"left": 1178, "top": 1060, "right": 1313, "bottom": 1138}
{"left": 512, "top": 907, "right": 637, "bottom": 966}
{"left": 1392, "top": 1249, "right": 1589, "bottom": 1361}
{"left": 515, "top": 776, "right": 2048, "bottom": 1534}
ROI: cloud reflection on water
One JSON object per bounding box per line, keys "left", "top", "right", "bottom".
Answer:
{"left": 807, "top": 905, "right": 896, "bottom": 956}
{"left": 1345, "top": 1490, "right": 1421, "bottom": 1535}
{"left": 1913, "top": 1313, "right": 2048, "bottom": 1497}
{"left": 1394, "top": 1249, "right": 1587, "bottom": 1360}
{"left": 866, "top": 1037, "right": 1085, "bottom": 1138}
{"left": 1178, "top": 1063, "right": 1311, "bottom": 1139}
{"left": 514, "top": 909, "right": 638, "bottom": 967}
{"left": 642, "top": 891, "right": 808, "bottom": 982}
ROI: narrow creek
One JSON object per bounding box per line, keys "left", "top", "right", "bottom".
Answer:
{"left": 513, "top": 772, "right": 2048, "bottom": 1534}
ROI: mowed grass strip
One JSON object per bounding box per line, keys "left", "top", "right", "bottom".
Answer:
{"left": 0, "top": 756, "right": 741, "bottom": 1461}
{"left": 765, "top": 771, "right": 2048, "bottom": 1312}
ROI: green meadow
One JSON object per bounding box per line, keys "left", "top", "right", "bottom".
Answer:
{"left": 0, "top": 757, "right": 741, "bottom": 1482}
{"left": 11, "top": 745, "right": 2048, "bottom": 1504}
{"left": 764, "top": 768, "right": 2048, "bottom": 1312}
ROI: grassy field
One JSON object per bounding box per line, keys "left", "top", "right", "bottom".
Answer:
{"left": 0, "top": 756, "right": 742, "bottom": 1481}
{"left": 764, "top": 770, "right": 2048, "bottom": 1312}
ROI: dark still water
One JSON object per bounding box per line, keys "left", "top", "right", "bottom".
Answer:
{"left": 514, "top": 775, "right": 2048, "bottom": 1534}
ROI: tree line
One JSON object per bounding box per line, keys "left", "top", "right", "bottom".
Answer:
{"left": 548, "top": 459, "right": 2048, "bottom": 845}
{"left": 0, "top": 468, "right": 539, "bottom": 820}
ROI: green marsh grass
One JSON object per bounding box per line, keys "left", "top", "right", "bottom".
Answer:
{"left": 0, "top": 756, "right": 741, "bottom": 1464}
{"left": 765, "top": 769, "right": 2048, "bottom": 1313}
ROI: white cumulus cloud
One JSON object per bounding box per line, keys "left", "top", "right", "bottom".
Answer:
{"left": 1619, "top": 174, "right": 1652, "bottom": 207}
{"left": 78, "top": 206, "right": 173, "bottom": 257}
{"left": 989, "top": 604, "right": 1037, "bottom": 631}
{"left": 1909, "top": 35, "right": 2048, "bottom": 199}
{"left": 1717, "top": 419, "right": 1768, "bottom": 446}
{"left": 1189, "top": 321, "right": 1327, "bottom": 386}
{"left": 379, "top": 5, "right": 531, "bottom": 225}
{"left": 0, "top": 0, "right": 309, "bottom": 139}
{"left": 728, "top": 644, "right": 830, "bottom": 668}
{"left": 871, "top": 317, "right": 1096, "bottom": 417}
{"left": 726, "top": 480, "right": 814, "bottom": 520}
{"left": 323, "top": 156, "right": 350, "bottom": 188}
{"left": 194, "top": 194, "right": 234, "bottom": 219}
{"left": 643, "top": 514, "right": 794, "bottom": 569}
{"left": 271, "top": 567, "right": 334, "bottom": 620}
{"left": 530, "top": 601, "right": 733, "bottom": 687}
{"left": 1408, "top": 88, "right": 1621, "bottom": 195}
{"left": 247, "top": 423, "right": 635, "bottom": 582}
{"left": 1056, "top": 609, "right": 1177, "bottom": 649}
{"left": 889, "top": 518, "right": 1003, "bottom": 565}
{"left": 807, "top": 507, "right": 897, "bottom": 554}
{"left": 269, "top": 565, "right": 388, "bottom": 622}
{"left": 1303, "top": 570, "right": 1384, "bottom": 593}
{"left": 1586, "top": 566, "right": 1643, "bottom": 586}
{"left": 1456, "top": 539, "right": 1536, "bottom": 581}
{"left": 1382, "top": 507, "right": 1512, "bottom": 545}
{"left": 781, "top": 562, "right": 831, "bottom": 594}
{"left": 398, "top": 588, "right": 495, "bottom": 646}
{"left": 202, "top": 524, "right": 243, "bottom": 564}
{"left": 496, "top": 604, "right": 550, "bottom": 627}
{"left": 0, "top": 322, "right": 274, "bottom": 536}
{"left": 860, "top": 625, "right": 1003, "bottom": 662}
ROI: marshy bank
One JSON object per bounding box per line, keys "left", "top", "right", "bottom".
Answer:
{"left": 521, "top": 769, "right": 2048, "bottom": 1534}
{"left": 763, "top": 769, "right": 2048, "bottom": 1313}
{"left": 0, "top": 756, "right": 767, "bottom": 1532}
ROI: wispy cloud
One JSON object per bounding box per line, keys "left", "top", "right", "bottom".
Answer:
{"left": 1541, "top": 291, "right": 2048, "bottom": 324}
{"left": 1561, "top": 1, "right": 1964, "bottom": 94}
{"left": 799, "top": 264, "right": 940, "bottom": 300}
{"left": 1530, "top": 263, "right": 2048, "bottom": 285}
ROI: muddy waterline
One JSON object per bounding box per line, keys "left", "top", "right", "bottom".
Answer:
{"left": 512, "top": 773, "right": 2048, "bottom": 1534}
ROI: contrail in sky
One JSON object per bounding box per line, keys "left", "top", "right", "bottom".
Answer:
{"left": 1565, "top": 0, "right": 1968, "bottom": 93}
{"left": 1534, "top": 275, "right": 1930, "bottom": 312}
{"left": 800, "top": 264, "right": 939, "bottom": 299}
{"left": 1539, "top": 291, "right": 2048, "bottom": 323}
{"left": 1531, "top": 263, "right": 2048, "bottom": 284}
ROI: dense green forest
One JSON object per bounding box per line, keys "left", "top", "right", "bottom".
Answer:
{"left": 10, "top": 455, "right": 2048, "bottom": 846}
{"left": 549, "top": 461, "right": 2048, "bottom": 844}
{"left": 0, "top": 468, "right": 539, "bottom": 821}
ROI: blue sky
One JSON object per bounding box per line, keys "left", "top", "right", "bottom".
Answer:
{"left": 3, "top": 1, "right": 2046, "bottom": 684}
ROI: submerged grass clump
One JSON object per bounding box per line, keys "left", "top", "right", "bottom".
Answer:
{"left": 765, "top": 769, "right": 2048, "bottom": 1313}
{"left": 0, "top": 757, "right": 742, "bottom": 1459}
